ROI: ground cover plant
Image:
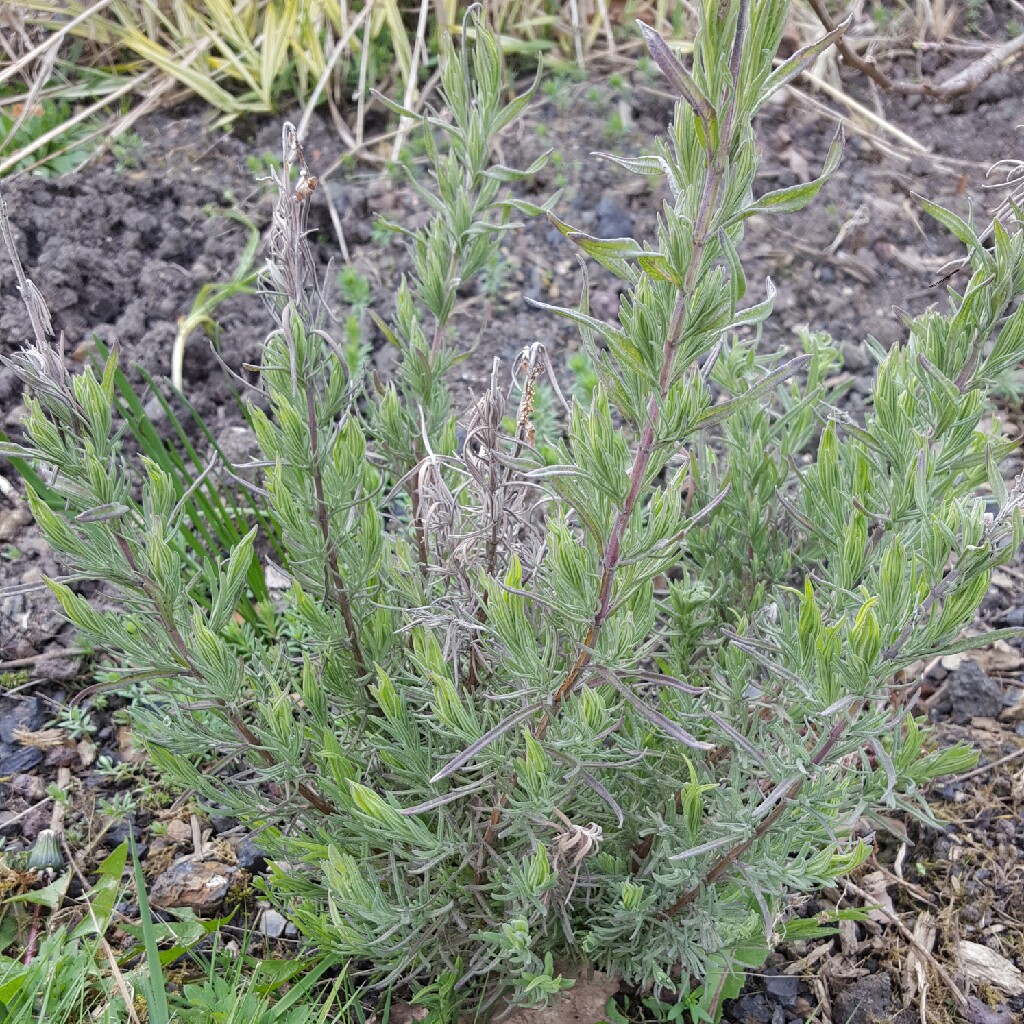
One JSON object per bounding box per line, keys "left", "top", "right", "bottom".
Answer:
{"left": 4, "top": 1, "right": 1024, "bottom": 1020}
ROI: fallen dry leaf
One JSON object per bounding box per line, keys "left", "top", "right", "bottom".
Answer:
{"left": 385, "top": 1003, "right": 427, "bottom": 1024}
{"left": 117, "top": 725, "right": 147, "bottom": 764}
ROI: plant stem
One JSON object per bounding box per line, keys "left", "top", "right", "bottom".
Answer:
{"left": 664, "top": 713, "right": 848, "bottom": 917}
{"left": 536, "top": 164, "right": 723, "bottom": 742}
{"left": 480, "top": 15, "right": 748, "bottom": 870}
{"left": 303, "top": 374, "right": 368, "bottom": 680}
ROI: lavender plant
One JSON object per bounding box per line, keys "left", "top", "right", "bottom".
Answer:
{"left": 3, "top": 2, "right": 1023, "bottom": 1017}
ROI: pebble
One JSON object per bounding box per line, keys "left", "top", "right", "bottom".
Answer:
{"left": 0, "top": 696, "right": 43, "bottom": 744}
{"left": 763, "top": 971, "right": 800, "bottom": 1008}
{"left": 840, "top": 341, "right": 870, "bottom": 372}
{"left": 0, "top": 506, "right": 31, "bottom": 542}
{"left": 259, "top": 909, "right": 287, "bottom": 938}
{"left": 19, "top": 802, "right": 52, "bottom": 841}
{"left": 943, "top": 660, "right": 1004, "bottom": 724}
{"left": 233, "top": 834, "right": 267, "bottom": 873}
{"left": 10, "top": 773, "right": 46, "bottom": 801}
{"left": 594, "top": 195, "right": 633, "bottom": 239}
{"left": 149, "top": 858, "right": 242, "bottom": 914}
{"left": 0, "top": 695, "right": 45, "bottom": 775}
{"left": 0, "top": 746, "right": 43, "bottom": 775}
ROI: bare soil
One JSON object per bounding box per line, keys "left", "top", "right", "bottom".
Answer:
{"left": 1, "top": 27, "right": 1024, "bottom": 1024}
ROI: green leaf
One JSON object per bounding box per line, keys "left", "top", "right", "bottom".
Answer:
{"left": 208, "top": 526, "right": 258, "bottom": 631}
{"left": 731, "top": 127, "right": 843, "bottom": 222}
{"left": 71, "top": 841, "right": 128, "bottom": 939}
{"left": 697, "top": 354, "right": 811, "bottom": 428}
{"left": 484, "top": 151, "right": 550, "bottom": 183}
{"left": 756, "top": 18, "right": 852, "bottom": 111}
{"left": 7, "top": 871, "right": 71, "bottom": 909}
{"left": 914, "top": 194, "right": 984, "bottom": 250}
{"left": 525, "top": 295, "right": 636, "bottom": 353}
{"left": 132, "top": 831, "right": 171, "bottom": 1024}
{"left": 493, "top": 66, "right": 542, "bottom": 134}
{"left": 888, "top": 626, "right": 1024, "bottom": 670}
{"left": 593, "top": 152, "right": 669, "bottom": 176}
{"left": 546, "top": 213, "right": 642, "bottom": 281}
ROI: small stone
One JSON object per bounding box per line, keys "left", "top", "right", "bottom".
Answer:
{"left": 944, "top": 661, "right": 1004, "bottom": 724}
{"left": 4, "top": 403, "right": 27, "bottom": 429}
{"left": 19, "top": 801, "right": 52, "bottom": 841}
{"left": 0, "top": 746, "right": 43, "bottom": 775}
{"left": 832, "top": 974, "right": 893, "bottom": 1024}
{"left": 259, "top": 909, "right": 287, "bottom": 938}
{"left": 165, "top": 818, "right": 193, "bottom": 845}
{"left": 143, "top": 395, "right": 167, "bottom": 425}
{"left": 999, "top": 606, "right": 1024, "bottom": 627}
{"left": 34, "top": 653, "right": 84, "bottom": 683}
{"left": 0, "top": 696, "right": 43, "bottom": 745}
{"left": 149, "top": 858, "right": 242, "bottom": 914}
{"left": 10, "top": 773, "right": 46, "bottom": 802}
{"left": 233, "top": 835, "right": 267, "bottom": 873}
{"left": 0, "top": 506, "right": 31, "bottom": 542}
{"left": 840, "top": 341, "right": 870, "bottom": 372}
{"left": 763, "top": 970, "right": 800, "bottom": 1008}
{"left": 732, "top": 992, "right": 773, "bottom": 1023}
{"left": 594, "top": 195, "right": 633, "bottom": 239}
{"left": 101, "top": 818, "right": 139, "bottom": 851}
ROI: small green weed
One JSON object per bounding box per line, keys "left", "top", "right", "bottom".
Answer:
{"left": 0, "top": 99, "right": 97, "bottom": 179}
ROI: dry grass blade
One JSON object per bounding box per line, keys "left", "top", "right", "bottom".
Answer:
{"left": 295, "top": 2, "right": 372, "bottom": 143}
{"left": 788, "top": 67, "right": 930, "bottom": 155}
{"left": 390, "top": 0, "right": 432, "bottom": 163}
{"left": 0, "top": 0, "right": 118, "bottom": 88}
{"left": 1, "top": 43, "right": 56, "bottom": 152}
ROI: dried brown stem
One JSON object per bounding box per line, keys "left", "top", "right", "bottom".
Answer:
{"left": 806, "top": 0, "right": 1024, "bottom": 99}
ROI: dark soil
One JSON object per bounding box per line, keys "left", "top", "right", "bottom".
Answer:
{"left": 2, "top": 24, "right": 1024, "bottom": 1024}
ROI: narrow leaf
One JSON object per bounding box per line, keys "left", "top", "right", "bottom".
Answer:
{"left": 732, "top": 128, "right": 843, "bottom": 222}
{"left": 913, "top": 193, "right": 983, "bottom": 250}
{"left": 593, "top": 152, "right": 669, "bottom": 176}
{"left": 697, "top": 354, "right": 812, "bottom": 428}
{"left": 670, "top": 835, "right": 736, "bottom": 861}
{"left": 757, "top": 17, "right": 853, "bottom": 111}
{"left": 485, "top": 151, "right": 551, "bottom": 183}
{"left": 430, "top": 703, "right": 542, "bottom": 782}
{"left": 612, "top": 680, "right": 715, "bottom": 751}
